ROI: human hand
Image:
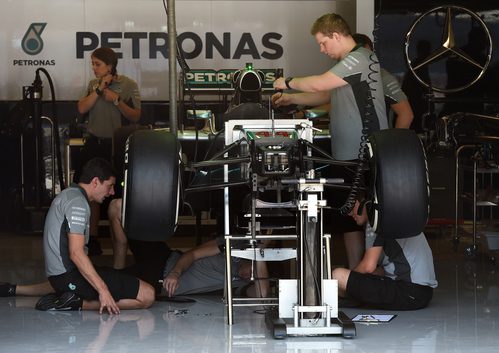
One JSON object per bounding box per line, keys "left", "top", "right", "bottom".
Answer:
{"left": 163, "top": 272, "right": 180, "bottom": 297}
{"left": 98, "top": 74, "right": 114, "bottom": 89}
{"left": 273, "top": 77, "right": 286, "bottom": 91}
{"left": 99, "top": 290, "right": 120, "bottom": 315}
{"left": 349, "top": 200, "right": 368, "bottom": 226}
{"left": 271, "top": 92, "right": 293, "bottom": 107}
{"left": 102, "top": 88, "right": 119, "bottom": 103}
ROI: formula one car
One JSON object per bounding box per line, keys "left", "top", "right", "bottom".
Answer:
{"left": 120, "top": 64, "right": 429, "bottom": 338}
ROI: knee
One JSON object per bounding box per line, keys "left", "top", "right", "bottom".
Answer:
{"left": 108, "top": 198, "right": 122, "bottom": 220}
{"left": 332, "top": 268, "right": 350, "bottom": 289}
{"left": 138, "top": 282, "right": 155, "bottom": 309}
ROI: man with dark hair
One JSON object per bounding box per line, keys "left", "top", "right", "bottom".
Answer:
{"left": 37, "top": 157, "right": 155, "bottom": 313}
{"left": 1, "top": 196, "right": 269, "bottom": 301}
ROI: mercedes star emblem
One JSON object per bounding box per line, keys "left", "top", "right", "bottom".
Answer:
{"left": 405, "top": 5, "right": 492, "bottom": 93}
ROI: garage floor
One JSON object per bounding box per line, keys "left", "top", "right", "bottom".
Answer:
{"left": 1, "top": 228, "right": 499, "bottom": 353}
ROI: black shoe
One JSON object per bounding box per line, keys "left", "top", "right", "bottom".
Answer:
{"left": 36, "top": 292, "right": 83, "bottom": 311}
{"left": 87, "top": 237, "right": 103, "bottom": 256}
{"left": 0, "top": 282, "right": 16, "bottom": 297}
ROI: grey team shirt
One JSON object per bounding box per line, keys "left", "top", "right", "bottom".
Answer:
{"left": 329, "top": 46, "right": 388, "bottom": 160}
{"left": 365, "top": 226, "right": 438, "bottom": 288}
{"left": 163, "top": 251, "right": 246, "bottom": 295}
{"left": 84, "top": 75, "right": 141, "bottom": 138}
{"left": 43, "top": 186, "right": 90, "bottom": 276}
{"left": 381, "top": 68, "right": 408, "bottom": 127}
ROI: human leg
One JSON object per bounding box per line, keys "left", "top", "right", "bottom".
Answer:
{"left": 16, "top": 281, "right": 54, "bottom": 296}
{"left": 344, "top": 271, "right": 433, "bottom": 310}
{"left": 1, "top": 281, "right": 55, "bottom": 297}
{"left": 343, "top": 230, "right": 365, "bottom": 269}
{"left": 238, "top": 260, "right": 270, "bottom": 298}
{"left": 75, "top": 137, "right": 113, "bottom": 256}
{"left": 41, "top": 268, "right": 154, "bottom": 311}
{"left": 108, "top": 198, "right": 128, "bottom": 269}
{"left": 332, "top": 267, "right": 351, "bottom": 297}
{"left": 77, "top": 278, "right": 154, "bottom": 311}
{"left": 324, "top": 162, "right": 366, "bottom": 269}
{"left": 127, "top": 238, "right": 170, "bottom": 293}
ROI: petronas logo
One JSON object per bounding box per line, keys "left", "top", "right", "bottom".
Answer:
{"left": 22, "top": 23, "right": 47, "bottom": 55}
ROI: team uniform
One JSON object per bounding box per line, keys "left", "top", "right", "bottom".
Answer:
{"left": 163, "top": 251, "right": 247, "bottom": 295}
{"left": 74, "top": 75, "right": 141, "bottom": 182}
{"left": 43, "top": 184, "right": 139, "bottom": 301}
{"left": 346, "top": 227, "right": 438, "bottom": 310}
{"left": 381, "top": 69, "right": 408, "bottom": 127}
{"left": 327, "top": 45, "right": 389, "bottom": 232}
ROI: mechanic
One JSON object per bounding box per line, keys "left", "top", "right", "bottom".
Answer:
{"left": 1, "top": 198, "right": 269, "bottom": 300}
{"left": 75, "top": 47, "right": 142, "bottom": 256}
{"left": 272, "top": 13, "right": 388, "bottom": 269}
{"left": 295, "top": 33, "right": 414, "bottom": 130}
{"left": 352, "top": 33, "right": 414, "bottom": 128}
{"left": 108, "top": 198, "right": 269, "bottom": 298}
{"left": 332, "top": 200, "right": 437, "bottom": 310}
{"left": 38, "top": 157, "right": 154, "bottom": 313}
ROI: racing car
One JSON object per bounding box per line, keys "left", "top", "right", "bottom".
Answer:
{"left": 119, "top": 64, "right": 429, "bottom": 338}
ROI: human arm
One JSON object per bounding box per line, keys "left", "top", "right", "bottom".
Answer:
{"left": 163, "top": 239, "right": 221, "bottom": 297}
{"left": 272, "top": 91, "right": 331, "bottom": 108}
{"left": 274, "top": 71, "right": 347, "bottom": 92}
{"left": 349, "top": 200, "right": 385, "bottom": 275}
{"left": 392, "top": 99, "right": 414, "bottom": 128}
{"left": 77, "top": 75, "right": 141, "bottom": 123}
{"left": 77, "top": 74, "right": 114, "bottom": 115}
{"left": 381, "top": 69, "right": 413, "bottom": 128}
{"left": 353, "top": 246, "right": 384, "bottom": 275}
{"left": 271, "top": 68, "right": 345, "bottom": 108}
{"left": 101, "top": 88, "right": 141, "bottom": 123}
{"left": 68, "top": 233, "right": 120, "bottom": 314}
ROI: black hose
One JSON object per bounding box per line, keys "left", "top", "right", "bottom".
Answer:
{"left": 36, "top": 67, "right": 65, "bottom": 191}
{"left": 339, "top": 52, "right": 379, "bottom": 215}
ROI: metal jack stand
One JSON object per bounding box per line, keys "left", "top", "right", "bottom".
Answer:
{"left": 266, "top": 178, "right": 355, "bottom": 339}
{"left": 224, "top": 176, "right": 356, "bottom": 339}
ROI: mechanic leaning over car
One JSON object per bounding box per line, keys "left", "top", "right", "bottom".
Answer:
{"left": 272, "top": 13, "right": 388, "bottom": 270}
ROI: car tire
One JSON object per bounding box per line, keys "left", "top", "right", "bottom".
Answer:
{"left": 122, "top": 130, "right": 182, "bottom": 241}
{"left": 367, "top": 129, "right": 429, "bottom": 238}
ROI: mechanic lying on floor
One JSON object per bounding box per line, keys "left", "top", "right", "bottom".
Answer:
{"left": 0, "top": 198, "right": 269, "bottom": 302}
{"left": 108, "top": 198, "right": 269, "bottom": 298}
{"left": 332, "top": 200, "right": 438, "bottom": 310}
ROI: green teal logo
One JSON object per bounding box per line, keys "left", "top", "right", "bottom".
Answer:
{"left": 22, "top": 23, "right": 47, "bottom": 55}
{"left": 68, "top": 283, "right": 76, "bottom": 291}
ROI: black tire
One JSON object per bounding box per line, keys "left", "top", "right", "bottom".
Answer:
{"left": 367, "top": 129, "right": 429, "bottom": 238}
{"left": 113, "top": 125, "right": 150, "bottom": 197}
{"left": 122, "top": 130, "right": 181, "bottom": 241}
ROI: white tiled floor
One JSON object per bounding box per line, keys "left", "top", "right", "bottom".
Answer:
{"left": 1, "top": 231, "right": 499, "bottom": 353}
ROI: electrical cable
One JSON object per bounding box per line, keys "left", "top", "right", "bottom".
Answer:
{"left": 339, "top": 11, "right": 384, "bottom": 215}
{"left": 36, "top": 67, "right": 66, "bottom": 191}
{"left": 162, "top": 0, "right": 201, "bottom": 185}
{"left": 339, "top": 52, "right": 379, "bottom": 215}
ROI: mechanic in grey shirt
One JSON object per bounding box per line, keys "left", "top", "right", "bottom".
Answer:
{"left": 106, "top": 198, "right": 269, "bottom": 298}
{"left": 40, "top": 158, "right": 154, "bottom": 313}
{"left": 333, "top": 201, "right": 437, "bottom": 310}
{"left": 272, "top": 13, "right": 389, "bottom": 270}
{"left": 352, "top": 33, "right": 414, "bottom": 129}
